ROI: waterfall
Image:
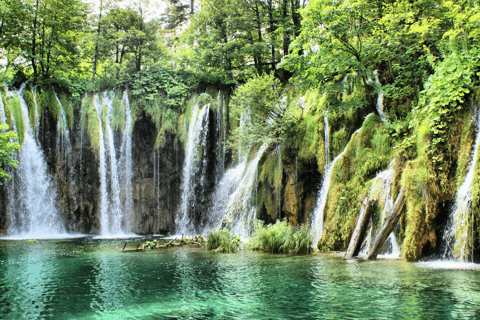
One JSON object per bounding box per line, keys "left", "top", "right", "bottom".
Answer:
{"left": 93, "top": 94, "right": 109, "bottom": 235}
{"left": 311, "top": 115, "right": 372, "bottom": 248}
{"left": 443, "top": 110, "right": 480, "bottom": 261}
{"left": 324, "top": 113, "right": 330, "bottom": 166}
{"left": 374, "top": 70, "right": 386, "bottom": 121}
{"left": 359, "top": 166, "right": 401, "bottom": 257}
{"left": 93, "top": 92, "right": 133, "bottom": 236}
{"left": 0, "top": 91, "right": 6, "bottom": 123}
{"left": 32, "top": 87, "right": 39, "bottom": 139}
{"left": 177, "top": 103, "right": 210, "bottom": 235}
{"left": 202, "top": 161, "right": 247, "bottom": 233}
{"left": 55, "top": 93, "right": 74, "bottom": 182}
{"left": 216, "top": 92, "right": 225, "bottom": 179}
{"left": 222, "top": 144, "right": 268, "bottom": 239}
{"left": 119, "top": 91, "right": 133, "bottom": 231}
{"left": 4, "top": 83, "right": 65, "bottom": 238}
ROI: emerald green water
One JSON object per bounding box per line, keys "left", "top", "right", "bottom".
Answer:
{"left": 1, "top": 239, "right": 480, "bottom": 319}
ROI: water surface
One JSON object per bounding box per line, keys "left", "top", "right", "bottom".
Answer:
{"left": 0, "top": 239, "right": 479, "bottom": 319}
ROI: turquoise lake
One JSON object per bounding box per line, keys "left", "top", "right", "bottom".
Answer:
{"left": 0, "top": 238, "right": 479, "bottom": 319}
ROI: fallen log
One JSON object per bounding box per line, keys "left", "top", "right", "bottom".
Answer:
{"left": 345, "top": 197, "right": 376, "bottom": 259}
{"left": 366, "top": 188, "right": 406, "bottom": 260}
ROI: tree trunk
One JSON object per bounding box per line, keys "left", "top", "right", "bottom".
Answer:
{"left": 92, "top": 0, "right": 103, "bottom": 83}
{"left": 345, "top": 197, "right": 376, "bottom": 259}
{"left": 31, "top": 0, "right": 39, "bottom": 78}
{"left": 366, "top": 189, "right": 406, "bottom": 260}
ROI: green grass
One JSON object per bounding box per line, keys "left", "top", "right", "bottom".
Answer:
{"left": 247, "top": 219, "right": 312, "bottom": 254}
{"left": 206, "top": 229, "right": 241, "bottom": 253}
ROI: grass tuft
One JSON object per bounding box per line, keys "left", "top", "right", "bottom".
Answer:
{"left": 247, "top": 219, "right": 312, "bottom": 254}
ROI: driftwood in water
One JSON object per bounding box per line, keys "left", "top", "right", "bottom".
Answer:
{"left": 366, "top": 188, "right": 406, "bottom": 260}
{"left": 345, "top": 197, "right": 376, "bottom": 259}
{"left": 115, "top": 235, "right": 206, "bottom": 253}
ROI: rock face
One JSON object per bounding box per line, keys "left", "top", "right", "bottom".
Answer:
{"left": 282, "top": 148, "right": 322, "bottom": 225}
{"left": 131, "top": 112, "right": 184, "bottom": 234}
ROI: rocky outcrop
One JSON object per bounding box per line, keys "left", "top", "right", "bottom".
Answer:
{"left": 131, "top": 112, "right": 184, "bottom": 234}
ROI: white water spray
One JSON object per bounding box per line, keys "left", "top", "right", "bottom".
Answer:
{"left": 311, "top": 115, "right": 373, "bottom": 248}
{"left": 374, "top": 70, "right": 386, "bottom": 121}
{"left": 5, "top": 83, "right": 65, "bottom": 237}
{"left": 177, "top": 103, "right": 210, "bottom": 235}
{"left": 443, "top": 110, "right": 480, "bottom": 261}
{"left": 223, "top": 144, "right": 268, "bottom": 239}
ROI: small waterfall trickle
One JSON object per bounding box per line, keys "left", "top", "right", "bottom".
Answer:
{"left": 0, "top": 91, "right": 6, "bottom": 123}
{"left": 374, "top": 70, "right": 386, "bottom": 121}
{"left": 5, "top": 83, "right": 65, "bottom": 238}
{"left": 311, "top": 115, "right": 372, "bottom": 248}
{"left": 31, "top": 87, "right": 39, "bottom": 139}
{"left": 443, "top": 110, "right": 480, "bottom": 262}
{"left": 359, "top": 166, "right": 401, "bottom": 257}
{"left": 55, "top": 93, "right": 74, "bottom": 181}
{"left": 324, "top": 113, "right": 330, "bottom": 165}
{"left": 177, "top": 103, "right": 210, "bottom": 235}
{"left": 222, "top": 144, "right": 268, "bottom": 239}
{"left": 216, "top": 92, "right": 225, "bottom": 179}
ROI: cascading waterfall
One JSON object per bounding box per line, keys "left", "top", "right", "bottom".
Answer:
{"left": 177, "top": 103, "right": 210, "bottom": 235}
{"left": 93, "top": 91, "right": 133, "bottom": 236}
{"left": 359, "top": 166, "right": 400, "bottom": 257}
{"left": 119, "top": 91, "right": 133, "bottom": 231}
{"left": 202, "top": 161, "right": 247, "bottom": 233}
{"left": 443, "top": 110, "right": 480, "bottom": 262}
{"left": 5, "top": 83, "right": 65, "bottom": 237}
{"left": 222, "top": 144, "right": 268, "bottom": 239}
{"left": 104, "top": 93, "right": 122, "bottom": 234}
{"left": 93, "top": 94, "right": 109, "bottom": 234}
{"left": 311, "top": 115, "right": 372, "bottom": 248}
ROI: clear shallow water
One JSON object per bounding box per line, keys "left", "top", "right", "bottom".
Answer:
{"left": 0, "top": 239, "right": 479, "bottom": 319}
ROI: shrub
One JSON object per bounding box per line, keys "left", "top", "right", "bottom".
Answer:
{"left": 206, "top": 229, "right": 241, "bottom": 253}
{"left": 247, "top": 219, "right": 312, "bottom": 254}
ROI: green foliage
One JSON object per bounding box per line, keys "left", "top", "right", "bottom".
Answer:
{"left": 247, "top": 219, "right": 312, "bottom": 254}
{"left": 81, "top": 95, "right": 101, "bottom": 153}
{"left": 319, "top": 114, "right": 394, "bottom": 251}
{"left": 419, "top": 48, "right": 480, "bottom": 174}
{"left": 206, "top": 229, "right": 241, "bottom": 253}
{"left": 5, "top": 95, "right": 24, "bottom": 145}
{"left": 400, "top": 155, "right": 439, "bottom": 261}
{"left": 144, "top": 239, "right": 158, "bottom": 249}
{"left": 228, "top": 74, "right": 298, "bottom": 154}
{"left": 0, "top": 123, "right": 20, "bottom": 184}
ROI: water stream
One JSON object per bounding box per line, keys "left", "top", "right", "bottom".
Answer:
{"left": 93, "top": 92, "right": 134, "bottom": 236}
{"left": 311, "top": 115, "right": 373, "bottom": 248}
{"left": 443, "top": 110, "right": 480, "bottom": 262}
{"left": 4, "top": 84, "right": 65, "bottom": 238}
{"left": 223, "top": 144, "right": 267, "bottom": 239}
{"left": 177, "top": 103, "right": 210, "bottom": 235}
{"left": 374, "top": 70, "right": 386, "bottom": 121}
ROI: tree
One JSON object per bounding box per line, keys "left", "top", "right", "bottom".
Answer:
{"left": 0, "top": 124, "right": 20, "bottom": 184}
